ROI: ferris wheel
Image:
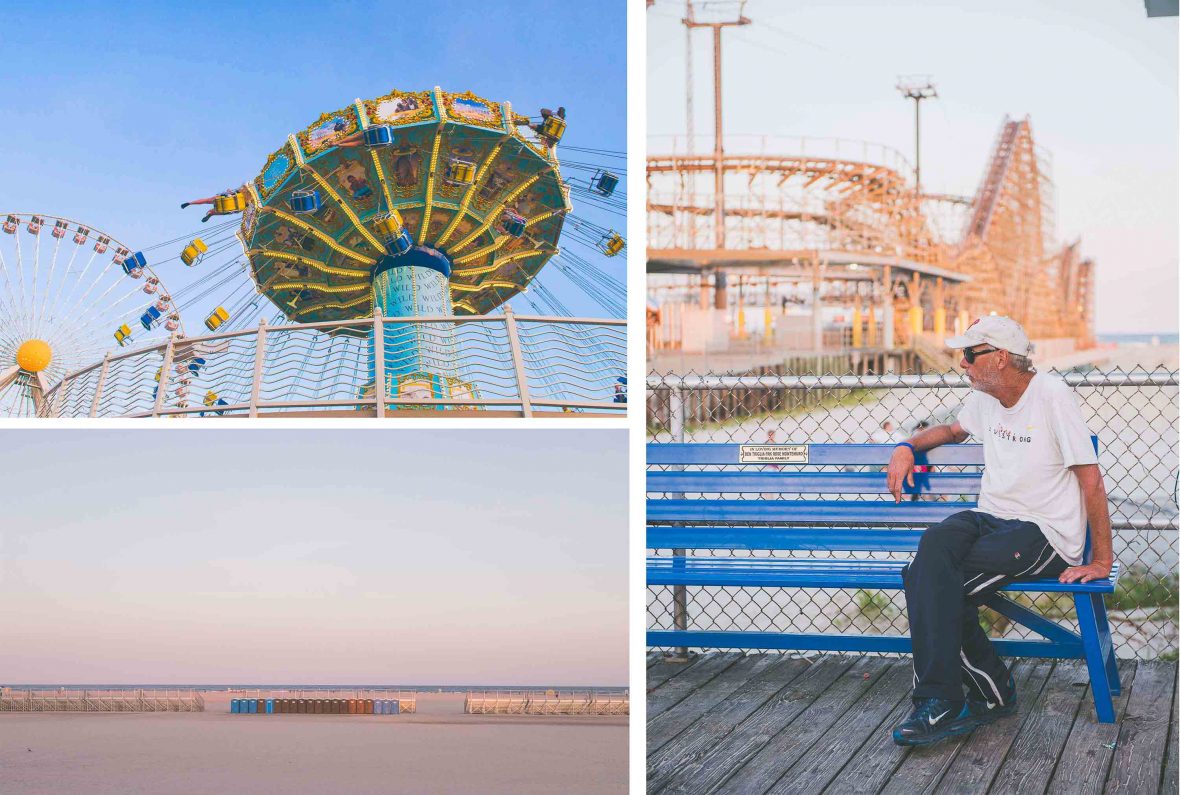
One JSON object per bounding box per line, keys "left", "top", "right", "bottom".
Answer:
{"left": 0, "top": 212, "right": 184, "bottom": 416}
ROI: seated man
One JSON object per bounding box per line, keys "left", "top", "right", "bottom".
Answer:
{"left": 887, "top": 315, "right": 1114, "bottom": 747}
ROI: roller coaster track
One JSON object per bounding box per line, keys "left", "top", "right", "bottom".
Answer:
{"left": 647, "top": 120, "right": 1095, "bottom": 347}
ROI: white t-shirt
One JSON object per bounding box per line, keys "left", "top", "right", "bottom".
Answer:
{"left": 956, "top": 372, "right": 1099, "bottom": 565}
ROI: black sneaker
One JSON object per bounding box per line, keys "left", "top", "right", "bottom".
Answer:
{"left": 892, "top": 697, "right": 973, "bottom": 747}
{"left": 966, "top": 673, "right": 1017, "bottom": 724}
{"left": 180, "top": 202, "right": 190, "bottom": 209}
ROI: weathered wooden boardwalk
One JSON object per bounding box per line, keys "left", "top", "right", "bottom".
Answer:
{"left": 647, "top": 652, "right": 1177, "bottom": 794}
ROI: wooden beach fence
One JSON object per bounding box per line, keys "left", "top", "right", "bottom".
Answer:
{"left": 463, "top": 690, "right": 629, "bottom": 716}
{"left": 0, "top": 689, "right": 204, "bottom": 712}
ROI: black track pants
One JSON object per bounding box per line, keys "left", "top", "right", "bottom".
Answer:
{"left": 902, "top": 510, "right": 1070, "bottom": 703}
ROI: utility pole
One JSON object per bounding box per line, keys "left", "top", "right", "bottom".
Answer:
{"left": 896, "top": 76, "right": 937, "bottom": 196}
{"left": 684, "top": 2, "right": 750, "bottom": 251}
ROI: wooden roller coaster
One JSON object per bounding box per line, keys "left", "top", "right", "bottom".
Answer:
{"left": 647, "top": 118, "right": 1095, "bottom": 351}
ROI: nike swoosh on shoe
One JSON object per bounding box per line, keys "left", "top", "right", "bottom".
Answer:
{"left": 927, "top": 710, "right": 950, "bottom": 725}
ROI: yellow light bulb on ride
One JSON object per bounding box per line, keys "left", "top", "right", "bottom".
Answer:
{"left": 15, "top": 339, "right": 52, "bottom": 373}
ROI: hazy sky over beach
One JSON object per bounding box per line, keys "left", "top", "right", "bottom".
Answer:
{"left": 0, "top": 0, "right": 625, "bottom": 320}
{"left": 0, "top": 430, "right": 627, "bottom": 685}
{"left": 648, "top": 0, "right": 1177, "bottom": 334}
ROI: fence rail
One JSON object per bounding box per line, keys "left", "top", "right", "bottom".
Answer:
{"left": 0, "top": 689, "right": 204, "bottom": 712}
{"left": 464, "top": 690, "right": 629, "bottom": 716}
{"left": 40, "top": 309, "right": 626, "bottom": 418}
{"left": 647, "top": 367, "right": 1179, "bottom": 661}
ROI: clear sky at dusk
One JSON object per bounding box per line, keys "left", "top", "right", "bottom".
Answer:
{"left": 0, "top": 0, "right": 626, "bottom": 319}
{"left": 648, "top": 0, "right": 1177, "bottom": 334}
{"left": 0, "top": 430, "right": 627, "bottom": 686}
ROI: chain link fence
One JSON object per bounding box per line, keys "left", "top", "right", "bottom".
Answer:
{"left": 647, "top": 368, "right": 1179, "bottom": 661}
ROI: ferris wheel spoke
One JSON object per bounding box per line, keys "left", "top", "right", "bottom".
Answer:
{"left": 12, "top": 230, "right": 30, "bottom": 329}
{"left": 54, "top": 278, "right": 141, "bottom": 348}
{"left": 37, "top": 234, "right": 65, "bottom": 332}
{"left": 41, "top": 244, "right": 95, "bottom": 332}
{"left": 54, "top": 242, "right": 95, "bottom": 321}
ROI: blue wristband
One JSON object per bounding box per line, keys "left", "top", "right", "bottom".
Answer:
{"left": 895, "top": 442, "right": 915, "bottom": 453}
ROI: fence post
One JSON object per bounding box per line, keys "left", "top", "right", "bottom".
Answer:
{"left": 373, "top": 307, "right": 386, "bottom": 419}
{"left": 86, "top": 353, "right": 112, "bottom": 418}
{"left": 151, "top": 335, "right": 176, "bottom": 418}
{"left": 668, "top": 385, "right": 690, "bottom": 659}
{"left": 249, "top": 318, "right": 267, "bottom": 418}
{"left": 503, "top": 305, "right": 533, "bottom": 418}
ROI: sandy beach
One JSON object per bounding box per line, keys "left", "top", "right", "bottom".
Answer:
{"left": 0, "top": 693, "right": 628, "bottom": 794}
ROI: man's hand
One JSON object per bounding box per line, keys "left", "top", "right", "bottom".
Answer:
{"left": 886, "top": 446, "right": 915, "bottom": 503}
{"left": 1059, "top": 560, "right": 1112, "bottom": 584}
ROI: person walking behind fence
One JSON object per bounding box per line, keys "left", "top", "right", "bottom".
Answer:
{"left": 872, "top": 419, "right": 901, "bottom": 444}
{"left": 886, "top": 315, "right": 1114, "bottom": 747}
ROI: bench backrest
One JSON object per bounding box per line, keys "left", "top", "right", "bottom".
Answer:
{"left": 647, "top": 441, "right": 1097, "bottom": 560}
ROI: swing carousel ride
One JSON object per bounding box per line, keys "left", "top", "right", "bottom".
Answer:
{"left": 15, "top": 87, "right": 626, "bottom": 418}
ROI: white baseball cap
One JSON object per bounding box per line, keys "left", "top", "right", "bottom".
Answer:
{"left": 944, "top": 315, "right": 1033, "bottom": 356}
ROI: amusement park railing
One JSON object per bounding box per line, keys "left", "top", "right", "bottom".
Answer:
{"left": 40, "top": 308, "right": 626, "bottom": 418}
{"left": 647, "top": 368, "right": 1179, "bottom": 662}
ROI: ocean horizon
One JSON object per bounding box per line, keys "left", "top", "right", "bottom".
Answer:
{"left": 1098, "top": 332, "right": 1179, "bottom": 345}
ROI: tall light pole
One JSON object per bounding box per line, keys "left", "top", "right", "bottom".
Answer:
{"left": 684, "top": 1, "right": 750, "bottom": 251}
{"left": 896, "top": 76, "right": 937, "bottom": 196}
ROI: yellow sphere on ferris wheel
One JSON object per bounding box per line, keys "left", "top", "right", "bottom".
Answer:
{"left": 15, "top": 339, "right": 52, "bottom": 373}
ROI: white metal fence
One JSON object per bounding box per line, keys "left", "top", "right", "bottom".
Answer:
{"left": 464, "top": 690, "right": 629, "bottom": 715}
{"left": 40, "top": 308, "right": 626, "bottom": 418}
{"left": 0, "top": 689, "right": 204, "bottom": 712}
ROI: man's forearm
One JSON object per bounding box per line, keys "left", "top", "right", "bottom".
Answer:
{"left": 1082, "top": 475, "right": 1115, "bottom": 566}
{"left": 904, "top": 424, "right": 962, "bottom": 453}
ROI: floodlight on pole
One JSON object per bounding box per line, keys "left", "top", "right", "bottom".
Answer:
{"left": 684, "top": 0, "right": 750, "bottom": 250}
{"left": 896, "top": 75, "right": 938, "bottom": 196}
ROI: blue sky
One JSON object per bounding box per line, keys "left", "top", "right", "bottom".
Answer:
{"left": 648, "top": 0, "right": 1177, "bottom": 334}
{"left": 0, "top": 0, "right": 626, "bottom": 320}
{"left": 0, "top": 429, "right": 628, "bottom": 685}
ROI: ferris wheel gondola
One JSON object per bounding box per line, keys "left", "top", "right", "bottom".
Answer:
{"left": 0, "top": 212, "right": 184, "bottom": 417}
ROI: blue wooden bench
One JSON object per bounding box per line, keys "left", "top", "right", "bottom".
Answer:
{"left": 646, "top": 442, "right": 1123, "bottom": 722}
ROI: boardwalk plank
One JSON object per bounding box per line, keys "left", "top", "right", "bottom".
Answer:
{"left": 648, "top": 654, "right": 1175, "bottom": 795}
{"left": 1105, "top": 661, "right": 1175, "bottom": 794}
{"left": 882, "top": 659, "right": 1050, "bottom": 795}
{"left": 657, "top": 656, "right": 856, "bottom": 795}
{"left": 1046, "top": 660, "right": 1135, "bottom": 795}
{"left": 717, "top": 656, "right": 892, "bottom": 795}
{"left": 988, "top": 660, "right": 1088, "bottom": 794}
{"left": 821, "top": 691, "right": 915, "bottom": 795}
{"left": 1162, "top": 678, "right": 1177, "bottom": 795}
{"left": 650, "top": 654, "right": 703, "bottom": 691}
{"left": 648, "top": 657, "right": 814, "bottom": 792}
{"left": 650, "top": 653, "right": 746, "bottom": 719}
{"left": 650, "top": 654, "right": 784, "bottom": 754}
{"left": 768, "top": 660, "right": 913, "bottom": 795}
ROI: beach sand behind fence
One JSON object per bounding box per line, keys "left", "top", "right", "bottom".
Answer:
{"left": 0, "top": 692, "right": 628, "bottom": 795}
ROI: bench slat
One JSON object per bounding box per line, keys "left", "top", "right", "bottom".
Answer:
{"left": 647, "top": 443, "right": 984, "bottom": 466}
{"left": 649, "top": 499, "right": 976, "bottom": 524}
{"left": 647, "top": 471, "right": 981, "bottom": 495}
{"left": 647, "top": 557, "right": 1120, "bottom": 594}
{"left": 648, "top": 526, "right": 924, "bottom": 551}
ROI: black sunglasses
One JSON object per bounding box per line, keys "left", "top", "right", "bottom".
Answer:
{"left": 963, "top": 346, "right": 1000, "bottom": 364}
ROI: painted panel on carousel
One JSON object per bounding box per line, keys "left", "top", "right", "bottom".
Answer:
{"left": 299, "top": 105, "right": 360, "bottom": 156}
{"left": 441, "top": 91, "right": 504, "bottom": 131}
{"left": 365, "top": 90, "right": 435, "bottom": 128}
